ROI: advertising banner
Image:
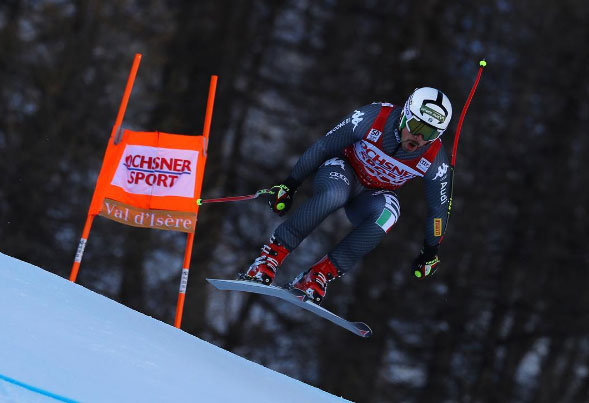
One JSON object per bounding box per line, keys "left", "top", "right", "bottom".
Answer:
{"left": 88, "top": 129, "right": 206, "bottom": 232}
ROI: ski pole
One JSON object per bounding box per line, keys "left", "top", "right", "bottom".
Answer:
{"left": 196, "top": 189, "right": 273, "bottom": 205}
{"left": 441, "top": 60, "right": 487, "bottom": 242}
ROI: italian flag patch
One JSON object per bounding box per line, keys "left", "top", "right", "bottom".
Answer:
{"left": 376, "top": 209, "right": 397, "bottom": 232}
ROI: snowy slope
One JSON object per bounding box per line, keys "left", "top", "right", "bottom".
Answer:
{"left": 0, "top": 253, "right": 350, "bottom": 403}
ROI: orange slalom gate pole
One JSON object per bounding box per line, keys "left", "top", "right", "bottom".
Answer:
{"left": 202, "top": 75, "right": 218, "bottom": 154}
{"left": 69, "top": 54, "right": 142, "bottom": 283}
{"left": 69, "top": 215, "right": 95, "bottom": 282}
{"left": 112, "top": 53, "right": 142, "bottom": 144}
{"left": 174, "top": 232, "right": 195, "bottom": 328}
{"left": 173, "top": 75, "right": 218, "bottom": 328}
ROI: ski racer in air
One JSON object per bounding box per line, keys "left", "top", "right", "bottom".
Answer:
{"left": 241, "top": 87, "right": 453, "bottom": 304}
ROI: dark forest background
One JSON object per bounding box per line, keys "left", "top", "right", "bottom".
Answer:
{"left": 1, "top": 1, "right": 588, "bottom": 402}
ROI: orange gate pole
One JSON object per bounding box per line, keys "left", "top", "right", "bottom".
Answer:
{"left": 174, "top": 232, "right": 195, "bottom": 328}
{"left": 174, "top": 75, "right": 218, "bottom": 328}
{"left": 112, "top": 53, "right": 142, "bottom": 144}
{"left": 69, "top": 215, "right": 95, "bottom": 282}
{"left": 69, "top": 53, "right": 142, "bottom": 283}
{"left": 202, "top": 75, "right": 218, "bottom": 154}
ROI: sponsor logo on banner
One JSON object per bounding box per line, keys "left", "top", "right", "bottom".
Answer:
{"left": 111, "top": 145, "right": 199, "bottom": 197}
{"left": 100, "top": 199, "right": 197, "bottom": 232}
{"left": 354, "top": 141, "right": 423, "bottom": 187}
{"left": 434, "top": 218, "right": 443, "bottom": 237}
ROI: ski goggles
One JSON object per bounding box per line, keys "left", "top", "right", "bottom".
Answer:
{"left": 405, "top": 116, "right": 443, "bottom": 141}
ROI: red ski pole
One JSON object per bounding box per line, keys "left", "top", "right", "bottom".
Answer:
{"left": 441, "top": 60, "right": 487, "bottom": 242}
{"left": 450, "top": 60, "right": 487, "bottom": 167}
{"left": 196, "top": 189, "right": 272, "bottom": 205}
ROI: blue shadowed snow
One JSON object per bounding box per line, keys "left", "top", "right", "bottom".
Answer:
{"left": 0, "top": 253, "right": 350, "bottom": 403}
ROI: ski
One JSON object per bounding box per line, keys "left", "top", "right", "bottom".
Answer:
{"left": 206, "top": 278, "right": 372, "bottom": 338}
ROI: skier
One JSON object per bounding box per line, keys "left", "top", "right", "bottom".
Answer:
{"left": 241, "top": 87, "right": 453, "bottom": 304}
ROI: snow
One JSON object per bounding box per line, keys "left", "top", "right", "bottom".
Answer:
{"left": 0, "top": 252, "right": 350, "bottom": 403}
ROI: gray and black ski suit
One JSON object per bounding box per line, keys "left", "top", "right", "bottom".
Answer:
{"left": 274, "top": 102, "right": 452, "bottom": 272}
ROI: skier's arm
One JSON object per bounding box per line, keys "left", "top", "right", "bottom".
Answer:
{"left": 288, "top": 105, "right": 377, "bottom": 184}
{"left": 412, "top": 148, "right": 452, "bottom": 278}
{"left": 268, "top": 104, "right": 377, "bottom": 215}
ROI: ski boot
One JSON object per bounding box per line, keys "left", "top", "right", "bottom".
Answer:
{"left": 289, "top": 255, "right": 341, "bottom": 304}
{"left": 240, "top": 235, "right": 289, "bottom": 285}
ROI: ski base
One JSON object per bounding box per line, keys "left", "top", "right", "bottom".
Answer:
{"left": 206, "top": 278, "right": 372, "bottom": 338}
